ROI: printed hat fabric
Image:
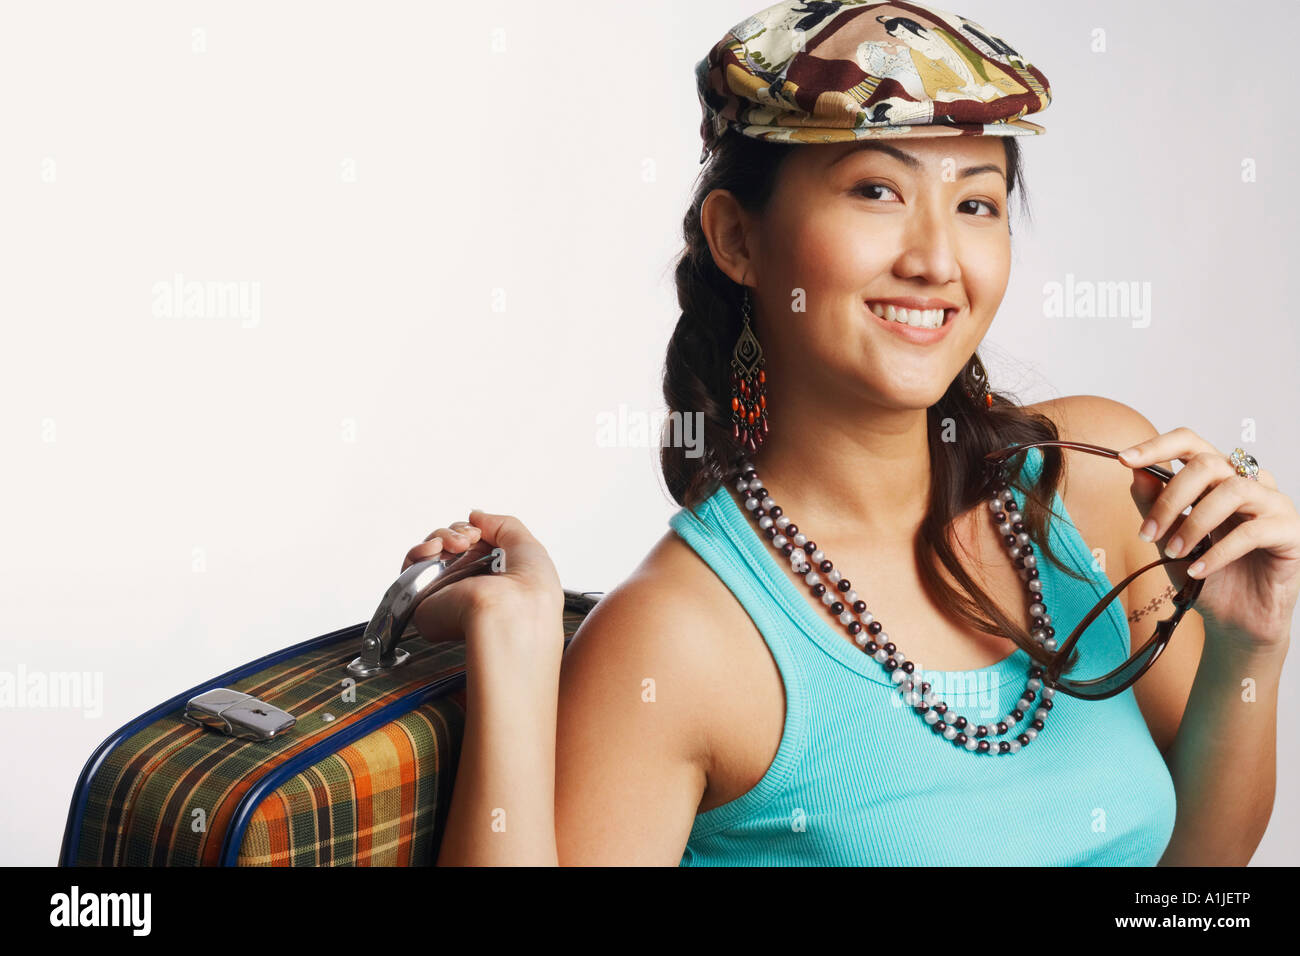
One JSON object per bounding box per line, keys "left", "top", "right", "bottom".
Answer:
{"left": 696, "top": 0, "right": 1052, "bottom": 163}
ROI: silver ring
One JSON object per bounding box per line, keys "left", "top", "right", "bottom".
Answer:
{"left": 1229, "top": 447, "right": 1260, "bottom": 481}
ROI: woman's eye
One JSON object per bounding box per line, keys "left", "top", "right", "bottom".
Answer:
{"left": 853, "top": 184, "right": 1001, "bottom": 218}
{"left": 853, "top": 182, "right": 899, "bottom": 201}
{"left": 960, "top": 198, "right": 1001, "bottom": 218}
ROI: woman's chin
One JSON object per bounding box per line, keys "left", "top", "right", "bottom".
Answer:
{"left": 864, "top": 384, "right": 953, "bottom": 411}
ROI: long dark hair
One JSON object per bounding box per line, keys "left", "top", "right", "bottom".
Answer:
{"left": 659, "top": 131, "right": 1089, "bottom": 670}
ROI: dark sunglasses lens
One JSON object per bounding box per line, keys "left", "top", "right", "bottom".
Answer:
{"left": 1052, "top": 632, "right": 1165, "bottom": 699}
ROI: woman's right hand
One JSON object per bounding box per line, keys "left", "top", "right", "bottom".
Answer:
{"left": 402, "top": 509, "right": 566, "bottom": 661}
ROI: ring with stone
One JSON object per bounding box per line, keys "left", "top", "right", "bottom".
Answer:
{"left": 1229, "top": 447, "right": 1261, "bottom": 481}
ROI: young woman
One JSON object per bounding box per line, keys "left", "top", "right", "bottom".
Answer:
{"left": 407, "top": 2, "right": 1298, "bottom": 866}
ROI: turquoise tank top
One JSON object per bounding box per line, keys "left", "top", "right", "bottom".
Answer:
{"left": 667, "top": 447, "right": 1176, "bottom": 866}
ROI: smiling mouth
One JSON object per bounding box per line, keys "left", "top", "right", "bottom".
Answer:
{"left": 866, "top": 301, "right": 955, "bottom": 330}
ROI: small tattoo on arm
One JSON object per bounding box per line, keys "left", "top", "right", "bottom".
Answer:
{"left": 1126, "top": 584, "right": 1177, "bottom": 624}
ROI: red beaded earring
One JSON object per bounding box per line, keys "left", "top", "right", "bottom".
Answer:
{"left": 729, "top": 288, "right": 768, "bottom": 451}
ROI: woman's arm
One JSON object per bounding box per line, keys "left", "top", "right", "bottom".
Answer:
{"left": 551, "top": 575, "right": 713, "bottom": 865}
{"left": 1032, "top": 395, "right": 1293, "bottom": 864}
{"left": 402, "top": 510, "right": 569, "bottom": 866}
{"left": 435, "top": 579, "right": 713, "bottom": 866}
{"left": 435, "top": 608, "right": 566, "bottom": 866}
{"left": 1096, "top": 406, "right": 1288, "bottom": 864}
{"left": 1156, "top": 633, "right": 1288, "bottom": 866}
{"left": 1112, "top": 422, "right": 1296, "bottom": 866}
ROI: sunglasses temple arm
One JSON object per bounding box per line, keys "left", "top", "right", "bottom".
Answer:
{"left": 984, "top": 440, "right": 1175, "bottom": 482}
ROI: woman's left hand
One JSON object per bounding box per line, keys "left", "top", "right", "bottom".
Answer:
{"left": 1118, "top": 428, "right": 1300, "bottom": 654}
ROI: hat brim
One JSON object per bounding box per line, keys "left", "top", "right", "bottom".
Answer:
{"left": 730, "top": 117, "right": 1044, "bottom": 145}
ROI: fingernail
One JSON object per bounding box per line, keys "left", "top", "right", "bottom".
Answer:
{"left": 1164, "top": 535, "right": 1184, "bottom": 558}
{"left": 1138, "top": 519, "right": 1157, "bottom": 542}
{"left": 1118, "top": 447, "right": 1139, "bottom": 463}
{"left": 1187, "top": 561, "right": 1206, "bottom": 577}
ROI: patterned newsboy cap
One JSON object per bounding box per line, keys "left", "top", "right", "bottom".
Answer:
{"left": 696, "top": 0, "right": 1052, "bottom": 163}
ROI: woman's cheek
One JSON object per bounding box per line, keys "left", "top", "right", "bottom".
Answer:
{"left": 793, "top": 213, "right": 878, "bottom": 281}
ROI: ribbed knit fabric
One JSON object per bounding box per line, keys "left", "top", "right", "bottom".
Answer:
{"left": 668, "top": 447, "right": 1177, "bottom": 866}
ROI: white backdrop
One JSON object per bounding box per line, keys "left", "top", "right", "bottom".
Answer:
{"left": 2, "top": 0, "right": 1296, "bottom": 866}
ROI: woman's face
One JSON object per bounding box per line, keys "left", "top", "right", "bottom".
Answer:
{"left": 744, "top": 135, "right": 1013, "bottom": 412}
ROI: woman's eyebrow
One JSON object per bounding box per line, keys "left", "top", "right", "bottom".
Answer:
{"left": 830, "top": 141, "right": 1006, "bottom": 182}
{"left": 957, "top": 162, "right": 1007, "bottom": 182}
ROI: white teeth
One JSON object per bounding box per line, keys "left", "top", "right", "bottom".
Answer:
{"left": 868, "top": 302, "right": 947, "bottom": 329}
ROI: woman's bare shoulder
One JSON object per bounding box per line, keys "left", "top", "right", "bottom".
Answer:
{"left": 567, "top": 526, "right": 740, "bottom": 665}
{"left": 1027, "top": 394, "right": 1159, "bottom": 458}
{"left": 1027, "top": 394, "right": 1160, "bottom": 528}
{"left": 561, "top": 523, "right": 760, "bottom": 747}
{"left": 552, "top": 527, "right": 747, "bottom": 863}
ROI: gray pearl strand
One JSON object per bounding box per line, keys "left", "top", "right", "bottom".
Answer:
{"left": 734, "top": 459, "right": 1057, "bottom": 755}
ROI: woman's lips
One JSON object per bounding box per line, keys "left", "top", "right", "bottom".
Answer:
{"left": 865, "top": 301, "right": 959, "bottom": 344}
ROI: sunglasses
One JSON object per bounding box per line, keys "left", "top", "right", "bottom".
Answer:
{"left": 982, "top": 440, "right": 1212, "bottom": 701}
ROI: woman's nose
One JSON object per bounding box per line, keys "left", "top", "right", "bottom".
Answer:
{"left": 892, "top": 202, "right": 961, "bottom": 286}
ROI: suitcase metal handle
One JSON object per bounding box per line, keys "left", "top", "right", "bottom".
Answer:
{"left": 346, "top": 542, "right": 507, "bottom": 679}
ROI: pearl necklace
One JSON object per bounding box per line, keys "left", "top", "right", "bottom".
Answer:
{"left": 733, "top": 458, "right": 1058, "bottom": 755}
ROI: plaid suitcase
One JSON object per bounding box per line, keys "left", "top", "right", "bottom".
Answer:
{"left": 58, "top": 543, "right": 600, "bottom": 866}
